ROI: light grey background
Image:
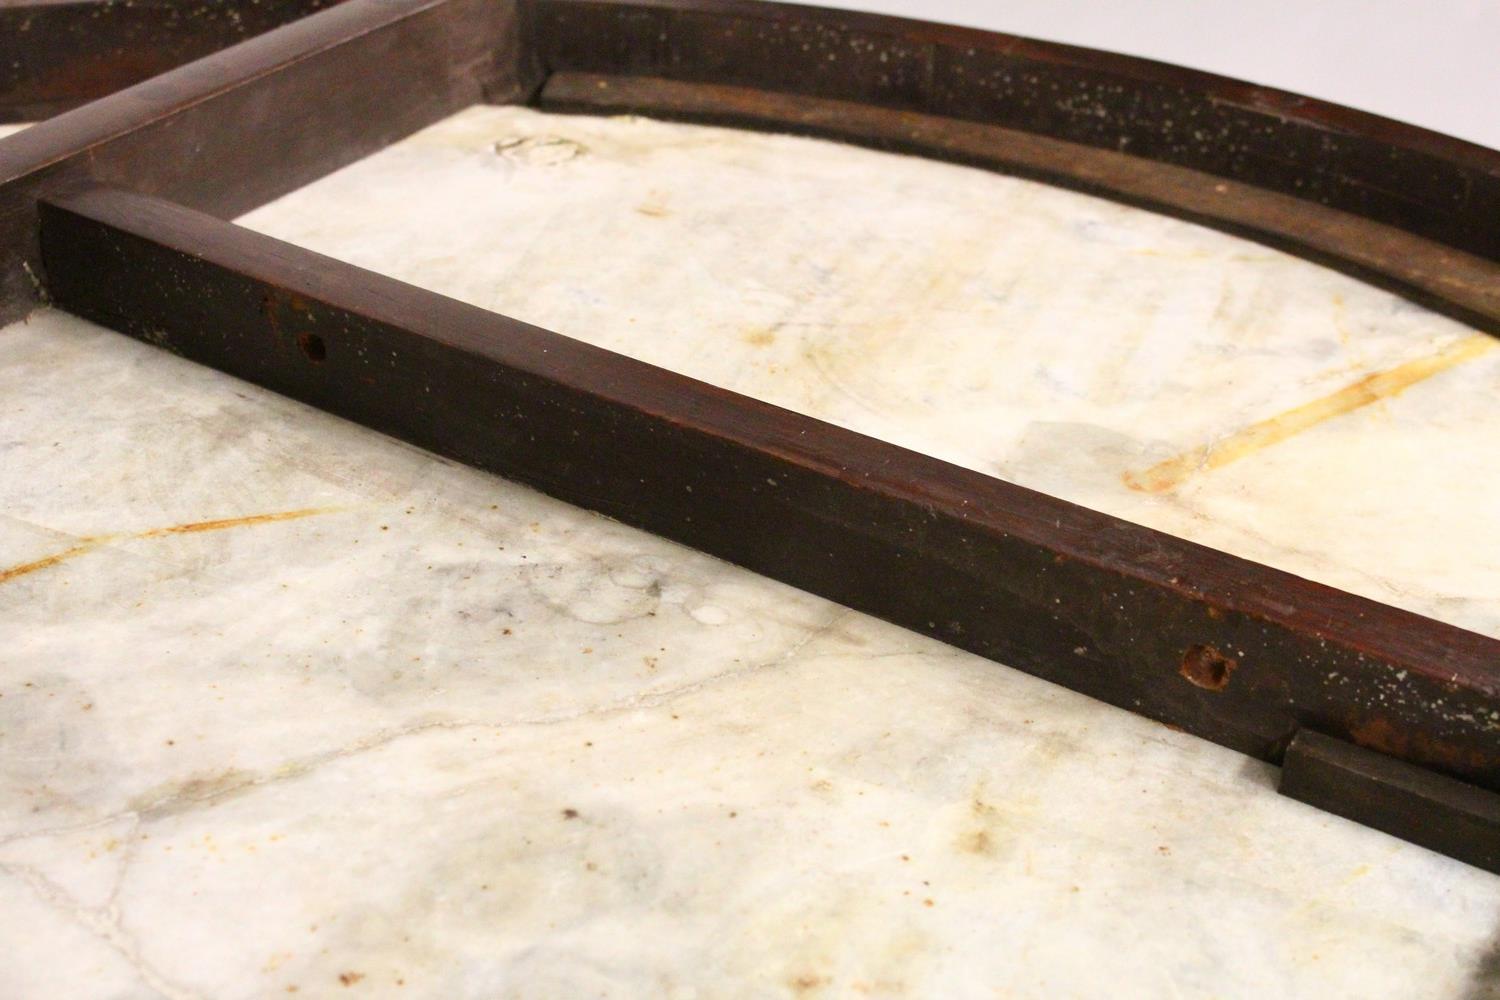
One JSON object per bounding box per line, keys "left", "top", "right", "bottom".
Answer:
{"left": 778, "top": 0, "right": 1500, "bottom": 149}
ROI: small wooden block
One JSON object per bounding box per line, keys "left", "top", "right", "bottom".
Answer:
{"left": 1281, "top": 729, "right": 1500, "bottom": 874}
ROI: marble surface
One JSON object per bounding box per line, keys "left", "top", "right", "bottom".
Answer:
{"left": 2, "top": 106, "right": 1498, "bottom": 998}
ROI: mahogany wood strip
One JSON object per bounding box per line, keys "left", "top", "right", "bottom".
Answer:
{"left": 527, "top": 0, "right": 1500, "bottom": 342}
{"left": 39, "top": 186, "right": 1500, "bottom": 792}
{"left": 0, "top": 0, "right": 533, "bottom": 325}
{"left": 3, "top": 0, "right": 1497, "bottom": 338}
{"left": 540, "top": 72, "right": 1500, "bottom": 338}
{"left": 528, "top": 0, "right": 1500, "bottom": 266}
{"left": 1281, "top": 729, "right": 1500, "bottom": 874}
{"left": 0, "top": 0, "right": 352, "bottom": 123}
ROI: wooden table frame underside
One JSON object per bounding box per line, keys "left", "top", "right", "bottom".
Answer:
{"left": 4, "top": 0, "right": 1500, "bottom": 870}
{"left": 0, "top": 0, "right": 353, "bottom": 123}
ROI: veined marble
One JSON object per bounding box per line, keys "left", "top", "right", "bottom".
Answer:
{"left": 2, "top": 106, "right": 1498, "bottom": 998}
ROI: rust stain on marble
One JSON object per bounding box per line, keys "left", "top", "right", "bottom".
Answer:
{"left": 635, "top": 193, "right": 671, "bottom": 218}
{"left": 0, "top": 507, "right": 341, "bottom": 585}
{"left": 0, "top": 543, "right": 99, "bottom": 585}
{"left": 1125, "top": 336, "right": 1496, "bottom": 493}
{"left": 135, "top": 508, "right": 335, "bottom": 538}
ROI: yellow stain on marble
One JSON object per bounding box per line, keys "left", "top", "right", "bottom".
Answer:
{"left": 0, "top": 542, "right": 100, "bottom": 585}
{"left": 134, "top": 508, "right": 336, "bottom": 538}
{"left": 1129, "top": 247, "right": 1279, "bottom": 264}
{"left": 1125, "top": 336, "right": 1497, "bottom": 494}
{"left": 0, "top": 507, "right": 341, "bottom": 586}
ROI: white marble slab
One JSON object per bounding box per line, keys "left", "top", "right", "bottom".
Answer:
{"left": 3, "top": 106, "right": 1499, "bottom": 998}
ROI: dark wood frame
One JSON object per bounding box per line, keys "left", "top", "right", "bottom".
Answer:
{"left": 0, "top": 0, "right": 353, "bottom": 123}
{"left": 6, "top": 0, "right": 1500, "bottom": 871}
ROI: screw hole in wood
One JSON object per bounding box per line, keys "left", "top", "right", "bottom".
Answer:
{"left": 297, "top": 332, "right": 326, "bottom": 363}
{"left": 1181, "top": 644, "right": 1237, "bottom": 691}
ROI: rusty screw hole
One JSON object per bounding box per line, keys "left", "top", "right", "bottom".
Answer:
{"left": 1180, "top": 644, "right": 1237, "bottom": 691}
{"left": 297, "top": 332, "right": 327, "bottom": 363}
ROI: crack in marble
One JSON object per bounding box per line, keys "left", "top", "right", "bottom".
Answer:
{"left": 1, "top": 852, "right": 199, "bottom": 1000}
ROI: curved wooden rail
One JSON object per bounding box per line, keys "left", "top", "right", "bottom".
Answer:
{"left": 530, "top": 0, "right": 1500, "bottom": 338}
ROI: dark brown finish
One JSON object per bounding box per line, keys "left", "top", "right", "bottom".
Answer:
{"left": 529, "top": 0, "right": 1500, "bottom": 266}
{"left": 1281, "top": 730, "right": 1500, "bottom": 874}
{"left": 539, "top": 72, "right": 1500, "bottom": 338}
{"left": 39, "top": 187, "right": 1500, "bottom": 799}
{"left": 0, "top": 0, "right": 351, "bottom": 123}
{"left": 6, "top": 0, "right": 1500, "bottom": 866}
{"left": 0, "top": 0, "right": 532, "bottom": 325}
